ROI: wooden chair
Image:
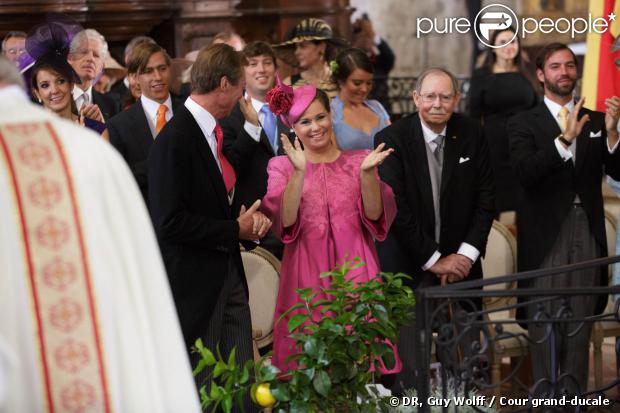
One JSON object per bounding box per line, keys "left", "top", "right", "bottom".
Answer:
{"left": 591, "top": 209, "right": 618, "bottom": 388}
{"left": 240, "top": 246, "right": 280, "bottom": 361}
{"left": 480, "top": 220, "right": 525, "bottom": 396}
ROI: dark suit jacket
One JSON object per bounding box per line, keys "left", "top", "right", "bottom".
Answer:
{"left": 508, "top": 102, "right": 620, "bottom": 312}
{"left": 221, "top": 101, "right": 291, "bottom": 258}
{"left": 375, "top": 112, "right": 495, "bottom": 289}
{"left": 221, "top": 101, "right": 291, "bottom": 212}
{"left": 92, "top": 89, "right": 121, "bottom": 121}
{"left": 108, "top": 96, "right": 183, "bottom": 203}
{"left": 148, "top": 104, "right": 258, "bottom": 347}
{"left": 109, "top": 78, "right": 128, "bottom": 100}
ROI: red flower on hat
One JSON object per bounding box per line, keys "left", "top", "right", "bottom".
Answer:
{"left": 266, "top": 84, "right": 294, "bottom": 116}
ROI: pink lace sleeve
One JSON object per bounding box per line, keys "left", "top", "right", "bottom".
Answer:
{"left": 261, "top": 156, "right": 301, "bottom": 243}
{"left": 357, "top": 168, "right": 396, "bottom": 242}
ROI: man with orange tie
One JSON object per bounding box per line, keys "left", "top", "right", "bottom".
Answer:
{"left": 148, "top": 44, "right": 270, "bottom": 409}
{"left": 108, "top": 42, "right": 182, "bottom": 204}
{"left": 508, "top": 42, "right": 620, "bottom": 394}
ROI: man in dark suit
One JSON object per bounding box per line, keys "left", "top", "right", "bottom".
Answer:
{"left": 221, "top": 41, "right": 290, "bottom": 258}
{"left": 375, "top": 67, "right": 495, "bottom": 390}
{"left": 508, "top": 43, "right": 620, "bottom": 393}
{"left": 108, "top": 42, "right": 181, "bottom": 203}
{"left": 148, "top": 44, "right": 270, "bottom": 405}
{"left": 68, "top": 29, "right": 120, "bottom": 121}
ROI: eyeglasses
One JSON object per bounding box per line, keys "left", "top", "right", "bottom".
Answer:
{"left": 419, "top": 93, "right": 455, "bottom": 103}
{"left": 5, "top": 48, "right": 25, "bottom": 56}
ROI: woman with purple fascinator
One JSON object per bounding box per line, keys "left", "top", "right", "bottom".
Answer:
{"left": 22, "top": 14, "right": 108, "bottom": 138}
{"left": 261, "top": 76, "right": 401, "bottom": 375}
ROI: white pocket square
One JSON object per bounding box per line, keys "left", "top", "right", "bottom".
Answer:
{"left": 590, "top": 131, "right": 602, "bottom": 138}
{"left": 459, "top": 157, "right": 470, "bottom": 164}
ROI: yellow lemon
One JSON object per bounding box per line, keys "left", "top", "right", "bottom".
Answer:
{"left": 255, "top": 383, "right": 276, "bottom": 408}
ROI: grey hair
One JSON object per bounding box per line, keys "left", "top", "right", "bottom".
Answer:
{"left": 124, "top": 35, "right": 156, "bottom": 60}
{"left": 70, "top": 29, "right": 109, "bottom": 59}
{"left": 0, "top": 55, "right": 25, "bottom": 89}
{"left": 2, "top": 31, "right": 27, "bottom": 53}
{"left": 415, "top": 67, "right": 459, "bottom": 95}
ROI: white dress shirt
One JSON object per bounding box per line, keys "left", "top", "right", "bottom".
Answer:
{"left": 184, "top": 97, "right": 220, "bottom": 170}
{"left": 72, "top": 85, "right": 93, "bottom": 112}
{"left": 141, "top": 94, "right": 173, "bottom": 138}
{"left": 185, "top": 97, "right": 243, "bottom": 204}
{"left": 418, "top": 119, "right": 481, "bottom": 271}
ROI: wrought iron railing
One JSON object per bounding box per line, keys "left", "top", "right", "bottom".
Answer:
{"left": 411, "top": 255, "right": 620, "bottom": 412}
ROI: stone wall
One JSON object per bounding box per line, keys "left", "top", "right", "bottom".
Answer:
{"left": 350, "top": 0, "right": 474, "bottom": 77}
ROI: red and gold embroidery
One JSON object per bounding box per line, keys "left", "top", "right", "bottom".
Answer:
{"left": 0, "top": 122, "right": 111, "bottom": 413}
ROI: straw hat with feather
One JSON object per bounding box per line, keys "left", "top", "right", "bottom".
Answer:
{"left": 275, "top": 18, "right": 348, "bottom": 48}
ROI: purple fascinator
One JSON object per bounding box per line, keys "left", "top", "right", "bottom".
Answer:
{"left": 20, "top": 13, "right": 84, "bottom": 85}
{"left": 266, "top": 74, "right": 317, "bottom": 128}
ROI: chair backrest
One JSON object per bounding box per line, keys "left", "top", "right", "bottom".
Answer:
{"left": 481, "top": 220, "right": 518, "bottom": 309}
{"left": 241, "top": 247, "right": 280, "bottom": 349}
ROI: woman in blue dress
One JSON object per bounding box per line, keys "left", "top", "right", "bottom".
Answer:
{"left": 331, "top": 48, "right": 390, "bottom": 150}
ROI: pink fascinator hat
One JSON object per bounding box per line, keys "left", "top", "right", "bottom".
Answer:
{"left": 266, "top": 74, "right": 316, "bottom": 128}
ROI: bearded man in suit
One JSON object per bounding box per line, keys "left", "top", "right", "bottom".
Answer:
{"left": 508, "top": 42, "right": 620, "bottom": 394}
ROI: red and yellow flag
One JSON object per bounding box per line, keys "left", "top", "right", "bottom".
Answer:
{"left": 583, "top": 0, "right": 620, "bottom": 111}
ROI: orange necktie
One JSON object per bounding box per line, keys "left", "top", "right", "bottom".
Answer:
{"left": 156, "top": 104, "right": 168, "bottom": 134}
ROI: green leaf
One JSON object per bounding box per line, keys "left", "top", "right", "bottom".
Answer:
{"left": 287, "top": 314, "right": 308, "bottom": 333}
{"left": 249, "top": 383, "right": 258, "bottom": 404}
{"left": 226, "top": 347, "right": 236, "bottom": 368}
{"left": 303, "top": 336, "right": 318, "bottom": 357}
{"left": 328, "top": 324, "right": 344, "bottom": 334}
{"left": 209, "top": 381, "right": 222, "bottom": 399}
{"left": 277, "top": 302, "right": 304, "bottom": 323}
{"left": 193, "top": 357, "right": 208, "bottom": 376}
{"left": 221, "top": 395, "right": 233, "bottom": 413}
{"left": 259, "top": 364, "right": 280, "bottom": 381}
{"left": 290, "top": 399, "right": 310, "bottom": 413}
{"left": 213, "top": 361, "right": 227, "bottom": 378}
{"left": 347, "top": 363, "right": 358, "bottom": 379}
{"left": 295, "top": 287, "right": 314, "bottom": 301}
{"left": 239, "top": 363, "right": 250, "bottom": 384}
{"left": 300, "top": 366, "right": 315, "bottom": 380}
{"left": 330, "top": 364, "right": 347, "bottom": 383}
{"left": 372, "top": 304, "right": 389, "bottom": 323}
{"left": 271, "top": 383, "right": 291, "bottom": 401}
{"left": 312, "top": 370, "right": 331, "bottom": 397}
{"left": 201, "top": 348, "right": 216, "bottom": 366}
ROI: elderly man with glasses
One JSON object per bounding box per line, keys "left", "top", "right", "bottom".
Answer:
{"left": 2, "top": 31, "right": 26, "bottom": 64}
{"left": 375, "top": 67, "right": 495, "bottom": 392}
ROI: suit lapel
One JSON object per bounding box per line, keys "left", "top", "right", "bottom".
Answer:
{"left": 535, "top": 102, "right": 575, "bottom": 170}
{"left": 411, "top": 115, "right": 436, "bottom": 226}
{"left": 182, "top": 107, "right": 231, "bottom": 217}
{"left": 575, "top": 107, "right": 591, "bottom": 175}
{"left": 439, "top": 118, "right": 462, "bottom": 197}
{"left": 275, "top": 116, "right": 289, "bottom": 156}
{"left": 132, "top": 99, "right": 155, "bottom": 155}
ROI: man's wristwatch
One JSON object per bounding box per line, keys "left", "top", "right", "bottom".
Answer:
{"left": 557, "top": 134, "right": 572, "bottom": 147}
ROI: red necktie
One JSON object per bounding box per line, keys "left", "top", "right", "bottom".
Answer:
{"left": 214, "top": 123, "right": 236, "bottom": 194}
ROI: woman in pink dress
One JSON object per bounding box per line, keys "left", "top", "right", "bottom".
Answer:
{"left": 261, "top": 78, "right": 401, "bottom": 374}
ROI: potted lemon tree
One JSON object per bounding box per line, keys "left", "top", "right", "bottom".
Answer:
{"left": 193, "top": 259, "right": 415, "bottom": 412}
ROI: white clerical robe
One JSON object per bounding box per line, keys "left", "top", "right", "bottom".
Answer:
{"left": 0, "top": 89, "right": 201, "bottom": 413}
